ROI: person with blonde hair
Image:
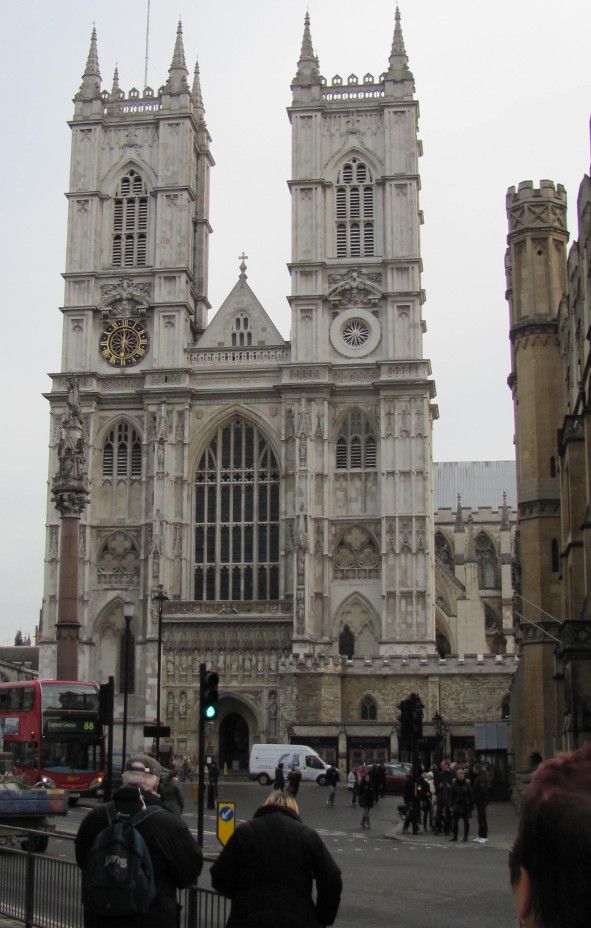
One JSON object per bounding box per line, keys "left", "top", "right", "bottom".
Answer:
{"left": 211, "top": 789, "right": 342, "bottom": 927}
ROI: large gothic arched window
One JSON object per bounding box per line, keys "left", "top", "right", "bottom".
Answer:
{"left": 112, "top": 169, "right": 148, "bottom": 268}
{"left": 335, "top": 159, "right": 374, "bottom": 258}
{"left": 194, "top": 418, "right": 280, "bottom": 601}
{"left": 336, "top": 409, "right": 377, "bottom": 471}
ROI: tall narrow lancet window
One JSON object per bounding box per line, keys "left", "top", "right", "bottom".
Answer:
{"left": 231, "top": 313, "right": 253, "bottom": 347}
{"left": 335, "top": 409, "right": 377, "bottom": 470}
{"left": 194, "top": 419, "right": 280, "bottom": 601}
{"left": 475, "top": 532, "right": 498, "bottom": 589}
{"left": 335, "top": 159, "right": 374, "bottom": 258}
{"left": 112, "top": 170, "right": 148, "bottom": 268}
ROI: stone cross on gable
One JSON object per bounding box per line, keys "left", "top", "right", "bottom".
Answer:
{"left": 239, "top": 252, "right": 248, "bottom": 278}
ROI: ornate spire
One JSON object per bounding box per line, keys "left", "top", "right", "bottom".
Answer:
{"left": 76, "top": 27, "right": 101, "bottom": 100}
{"left": 386, "top": 6, "right": 414, "bottom": 83}
{"left": 166, "top": 20, "right": 189, "bottom": 93}
{"left": 239, "top": 252, "right": 248, "bottom": 280}
{"left": 454, "top": 494, "right": 465, "bottom": 533}
{"left": 292, "top": 11, "right": 321, "bottom": 85}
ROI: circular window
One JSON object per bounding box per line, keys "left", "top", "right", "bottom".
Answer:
{"left": 330, "top": 308, "right": 381, "bottom": 357}
{"left": 342, "top": 318, "right": 370, "bottom": 347}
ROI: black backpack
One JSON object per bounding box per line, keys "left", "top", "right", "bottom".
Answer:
{"left": 82, "top": 797, "right": 163, "bottom": 917}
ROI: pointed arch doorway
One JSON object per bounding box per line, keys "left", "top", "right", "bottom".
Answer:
{"left": 219, "top": 712, "right": 250, "bottom": 773}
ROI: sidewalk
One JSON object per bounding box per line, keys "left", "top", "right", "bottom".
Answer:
{"left": 384, "top": 800, "right": 518, "bottom": 850}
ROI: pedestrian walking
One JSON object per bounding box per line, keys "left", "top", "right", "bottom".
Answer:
{"left": 75, "top": 754, "right": 202, "bottom": 928}
{"left": 510, "top": 741, "right": 591, "bottom": 928}
{"left": 358, "top": 772, "right": 374, "bottom": 829}
{"left": 159, "top": 764, "right": 184, "bottom": 815}
{"left": 421, "top": 771, "right": 434, "bottom": 831}
{"left": 347, "top": 767, "right": 358, "bottom": 807}
{"left": 287, "top": 766, "right": 302, "bottom": 797}
{"left": 325, "top": 764, "right": 339, "bottom": 807}
{"left": 211, "top": 790, "right": 342, "bottom": 927}
{"left": 449, "top": 767, "right": 473, "bottom": 842}
{"left": 207, "top": 760, "right": 219, "bottom": 810}
{"left": 273, "top": 761, "right": 285, "bottom": 791}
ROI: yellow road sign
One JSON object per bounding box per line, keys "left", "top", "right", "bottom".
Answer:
{"left": 216, "top": 801, "right": 236, "bottom": 846}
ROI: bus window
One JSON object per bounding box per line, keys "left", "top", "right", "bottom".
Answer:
{"left": 0, "top": 688, "right": 35, "bottom": 712}
{"left": 12, "top": 741, "right": 37, "bottom": 768}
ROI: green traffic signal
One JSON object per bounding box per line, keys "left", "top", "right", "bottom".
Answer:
{"left": 205, "top": 704, "right": 217, "bottom": 720}
{"left": 202, "top": 670, "right": 219, "bottom": 721}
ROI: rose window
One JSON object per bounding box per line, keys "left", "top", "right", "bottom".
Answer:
{"left": 341, "top": 318, "right": 370, "bottom": 347}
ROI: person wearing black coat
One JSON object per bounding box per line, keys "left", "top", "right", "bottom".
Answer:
{"left": 471, "top": 763, "right": 489, "bottom": 842}
{"left": 402, "top": 770, "right": 422, "bottom": 835}
{"left": 449, "top": 768, "right": 473, "bottom": 842}
{"left": 75, "top": 754, "right": 203, "bottom": 928}
{"left": 273, "top": 761, "right": 285, "bottom": 790}
{"left": 358, "top": 772, "right": 374, "bottom": 829}
{"left": 210, "top": 790, "right": 342, "bottom": 928}
{"left": 287, "top": 766, "right": 302, "bottom": 797}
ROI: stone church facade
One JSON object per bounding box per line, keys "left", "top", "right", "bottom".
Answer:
{"left": 39, "top": 14, "right": 514, "bottom": 772}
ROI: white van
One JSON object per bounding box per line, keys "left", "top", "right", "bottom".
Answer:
{"left": 249, "top": 744, "right": 331, "bottom": 786}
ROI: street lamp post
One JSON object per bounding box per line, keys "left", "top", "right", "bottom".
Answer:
{"left": 152, "top": 585, "right": 169, "bottom": 762}
{"left": 121, "top": 599, "right": 134, "bottom": 772}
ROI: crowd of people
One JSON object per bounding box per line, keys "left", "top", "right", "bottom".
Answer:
{"left": 73, "top": 743, "right": 591, "bottom": 928}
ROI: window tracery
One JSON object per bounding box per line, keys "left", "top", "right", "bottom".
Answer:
{"left": 360, "top": 695, "right": 377, "bottom": 721}
{"left": 476, "top": 532, "right": 498, "bottom": 589}
{"left": 194, "top": 418, "right": 280, "bottom": 601}
{"left": 334, "top": 526, "right": 380, "bottom": 579}
{"left": 231, "top": 313, "right": 252, "bottom": 347}
{"left": 335, "top": 409, "right": 377, "bottom": 471}
{"left": 435, "top": 531, "right": 454, "bottom": 571}
{"left": 102, "top": 423, "right": 142, "bottom": 478}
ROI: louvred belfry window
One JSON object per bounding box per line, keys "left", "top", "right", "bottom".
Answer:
{"left": 194, "top": 419, "right": 280, "bottom": 601}
{"left": 112, "top": 170, "right": 148, "bottom": 268}
{"left": 335, "top": 409, "right": 377, "bottom": 471}
{"left": 335, "top": 159, "right": 374, "bottom": 258}
{"left": 102, "top": 423, "right": 142, "bottom": 478}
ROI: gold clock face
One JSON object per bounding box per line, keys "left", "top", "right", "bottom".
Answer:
{"left": 100, "top": 318, "right": 149, "bottom": 367}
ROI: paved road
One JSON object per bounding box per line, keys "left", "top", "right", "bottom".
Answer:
{"left": 42, "top": 780, "right": 518, "bottom": 928}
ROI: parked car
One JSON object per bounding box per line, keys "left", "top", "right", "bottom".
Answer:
{"left": 383, "top": 763, "right": 409, "bottom": 795}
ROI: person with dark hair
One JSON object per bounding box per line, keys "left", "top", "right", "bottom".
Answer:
{"left": 449, "top": 767, "right": 473, "bottom": 842}
{"left": 433, "top": 759, "right": 452, "bottom": 835}
{"left": 211, "top": 790, "right": 342, "bottom": 927}
{"left": 273, "top": 761, "right": 285, "bottom": 791}
{"left": 471, "top": 762, "right": 489, "bottom": 843}
{"left": 358, "top": 772, "right": 374, "bottom": 830}
{"left": 287, "top": 765, "right": 302, "bottom": 797}
{"left": 402, "top": 768, "right": 422, "bottom": 835}
{"left": 509, "top": 742, "right": 591, "bottom": 928}
{"left": 325, "top": 764, "right": 339, "bottom": 807}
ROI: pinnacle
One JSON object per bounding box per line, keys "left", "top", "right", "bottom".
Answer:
{"left": 75, "top": 26, "right": 101, "bottom": 100}
{"left": 166, "top": 19, "right": 189, "bottom": 93}
{"left": 386, "top": 4, "right": 414, "bottom": 82}
{"left": 293, "top": 10, "right": 322, "bottom": 86}
{"left": 110, "top": 66, "right": 120, "bottom": 98}
{"left": 192, "top": 59, "right": 204, "bottom": 108}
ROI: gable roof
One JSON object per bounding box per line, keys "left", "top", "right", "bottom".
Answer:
{"left": 198, "top": 274, "right": 286, "bottom": 349}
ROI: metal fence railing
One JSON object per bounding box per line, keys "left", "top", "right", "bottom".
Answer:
{"left": 0, "top": 826, "right": 228, "bottom": 928}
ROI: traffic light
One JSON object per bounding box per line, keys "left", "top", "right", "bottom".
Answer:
{"left": 398, "top": 692, "right": 424, "bottom": 741}
{"left": 202, "top": 671, "right": 219, "bottom": 720}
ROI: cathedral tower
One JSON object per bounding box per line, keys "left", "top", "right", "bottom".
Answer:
{"left": 505, "top": 179, "right": 568, "bottom": 769}
{"left": 41, "top": 24, "right": 213, "bottom": 702}
{"left": 287, "top": 10, "right": 437, "bottom": 654}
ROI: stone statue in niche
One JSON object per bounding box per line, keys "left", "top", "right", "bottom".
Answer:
{"left": 286, "top": 408, "right": 295, "bottom": 438}
{"left": 192, "top": 651, "right": 199, "bottom": 674}
{"left": 166, "top": 691, "right": 174, "bottom": 719}
{"left": 166, "top": 651, "right": 175, "bottom": 677}
{"left": 179, "top": 691, "right": 187, "bottom": 718}
{"left": 179, "top": 651, "right": 189, "bottom": 673}
{"left": 296, "top": 514, "right": 308, "bottom": 583}
{"left": 296, "top": 590, "right": 305, "bottom": 634}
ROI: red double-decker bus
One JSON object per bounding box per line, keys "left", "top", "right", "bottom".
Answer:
{"left": 0, "top": 679, "right": 104, "bottom": 801}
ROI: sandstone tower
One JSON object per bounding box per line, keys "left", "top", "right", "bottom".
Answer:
{"left": 505, "top": 179, "right": 568, "bottom": 772}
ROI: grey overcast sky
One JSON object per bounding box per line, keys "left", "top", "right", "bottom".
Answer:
{"left": 0, "top": 0, "right": 589, "bottom": 645}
